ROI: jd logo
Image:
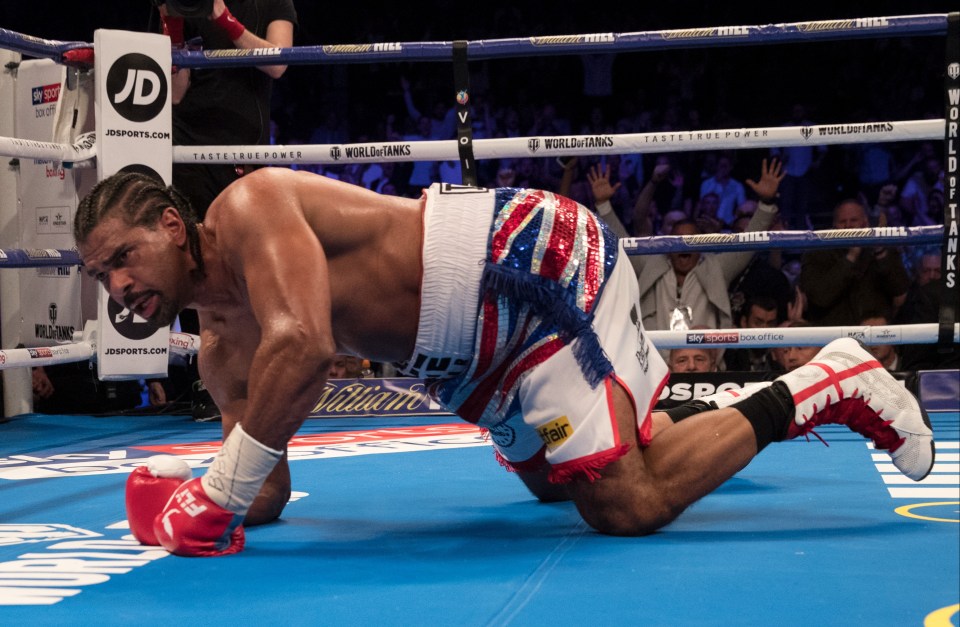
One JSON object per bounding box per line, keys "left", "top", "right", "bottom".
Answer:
{"left": 107, "top": 296, "right": 160, "bottom": 341}
{"left": 106, "top": 53, "right": 167, "bottom": 122}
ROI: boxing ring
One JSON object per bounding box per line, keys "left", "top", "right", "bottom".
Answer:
{"left": 0, "top": 12, "right": 958, "bottom": 627}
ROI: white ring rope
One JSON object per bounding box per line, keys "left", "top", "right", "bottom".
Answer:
{"left": 0, "top": 342, "right": 94, "bottom": 369}
{"left": 0, "top": 330, "right": 199, "bottom": 371}
{"left": 172, "top": 119, "right": 943, "bottom": 165}
{"left": 3, "top": 119, "right": 936, "bottom": 165}
{"left": 3, "top": 323, "right": 955, "bottom": 372}
{"left": 0, "top": 131, "right": 96, "bottom": 163}
{"left": 647, "top": 323, "right": 960, "bottom": 349}
{"left": 0, "top": 117, "right": 943, "bottom": 172}
{"left": 0, "top": 25, "right": 952, "bottom": 378}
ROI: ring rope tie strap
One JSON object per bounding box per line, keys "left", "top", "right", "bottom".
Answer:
{"left": 452, "top": 40, "right": 477, "bottom": 186}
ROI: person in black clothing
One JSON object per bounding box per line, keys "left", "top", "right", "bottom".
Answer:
{"left": 799, "top": 199, "right": 909, "bottom": 326}
{"left": 33, "top": 363, "right": 143, "bottom": 415}
{"left": 895, "top": 250, "right": 958, "bottom": 371}
{"left": 152, "top": 0, "right": 297, "bottom": 411}
{"left": 157, "top": 0, "right": 297, "bottom": 220}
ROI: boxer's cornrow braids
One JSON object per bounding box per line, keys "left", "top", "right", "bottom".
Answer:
{"left": 75, "top": 172, "right": 204, "bottom": 276}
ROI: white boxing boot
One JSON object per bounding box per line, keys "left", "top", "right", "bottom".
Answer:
{"left": 777, "top": 338, "right": 934, "bottom": 481}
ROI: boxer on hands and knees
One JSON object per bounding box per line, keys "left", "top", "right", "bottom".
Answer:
{"left": 75, "top": 169, "right": 934, "bottom": 556}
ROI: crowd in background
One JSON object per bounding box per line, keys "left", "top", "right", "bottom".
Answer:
{"left": 6, "top": 2, "right": 954, "bottom": 409}
{"left": 261, "top": 16, "right": 950, "bottom": 375}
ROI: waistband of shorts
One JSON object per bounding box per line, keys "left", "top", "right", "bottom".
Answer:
{"left": 401, "top": 184, "right": 494, "bottom": 374}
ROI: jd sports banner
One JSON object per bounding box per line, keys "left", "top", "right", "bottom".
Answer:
{"left": 94, "top": 30, "right": 172, "bottom": 379}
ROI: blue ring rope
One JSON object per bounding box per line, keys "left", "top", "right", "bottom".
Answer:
{"left": 0, "top": 249, "right": 81, "bottom": 268}
{"left": 176, "top": 14, "right": 952, "bottom": 68}
{"left": 0, "top": 225, "right": 941, "bottom": 266}
{"left": 0, "top": 15, "right": 948, "bottom": 265}
{"left": 0, "top": 14, "right": 948, "bottom": 68}
{"left": 620, "top": 225, "right": 943, "bottom": 255}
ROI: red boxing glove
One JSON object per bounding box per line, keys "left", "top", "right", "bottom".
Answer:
{"left": 160, "top": 14, "right": 186, "bottom": 47}
{"left": 213, "top": 6, "right": 246, "bottom": 41}
{"left": 125, "top": 455, "right": 191, "bottom": 546}
{"left": 153, "top": 477, "right": 245, "bottom": 557}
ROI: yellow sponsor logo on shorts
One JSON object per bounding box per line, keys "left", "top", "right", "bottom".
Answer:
{"left": 538, "top": 416, "right": 574, "bottom": 448}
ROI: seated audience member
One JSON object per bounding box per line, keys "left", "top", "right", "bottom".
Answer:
{"left": 724, "top": 295, "right": 782, "bottom": 372}
{"left": 782, "top": 258, "right": 802, "bottom": 289}
{"left": 910, "top": 248, "right": 942, "bottom": 289}
{"left": 897, "top": 248, "right": 941, "bottom": 331}
{"left": 699, "top": 152, "right": 746, "bottom": 225}
{"left": 770, "top": 321, "right": 820, "bottom": 373}
{"left": 728, "top": 209, "right": 795, "bottom": 322}
{"left": 924, "top": 188, "right": 944, "bottom": 226}
{"left": 860, "top": 311, "right": 901, "bottom": 371}
{"left": 800, "top": 198, "right": 909, "bottom": 325}
{"left": 694, "top": 192, "right": 724, "bottom": 234}
{"left": 774, "top": 344, "right": 821, "bottom": 373}
{"left": 598, "top": 160, "right": 675, "bottom": 237}
{"left": 899, "top": 154, "right": 944, "bottom": 227}
{"left": 327, "top": 355, "right": 364, "bottom": 379}
{"left": 869, "top": 181, "right": 901, "bottom": 227}
{"left": 770, "top": 320, "right": 823, "bottom": 372}
{"left": 667, "top": 347, "right": 719, "bottom": 373}
{"left": 594, "top": 160, "right": 784, "bottom": 339}
{"left": 894, "top": 249, "right": 958, "bottom": 370}
{"left": 729, "top": 200, "right": 757, "bottom": 234}
{"left": 659, "top": 209, "right": 689, "bottom": 237}
{"left": 649, "top": 156, "right": 686, "bottom": 217}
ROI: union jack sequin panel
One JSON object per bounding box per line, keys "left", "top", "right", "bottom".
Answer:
{"left": 432, "top": 188, "right": 619, "bottom": 428}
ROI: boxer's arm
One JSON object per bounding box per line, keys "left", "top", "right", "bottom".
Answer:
{"left": 221, "top": 186, "right": 335, "bottom": 451}
{"left": 154, "top": 183, "right": 332, "bottom": 556}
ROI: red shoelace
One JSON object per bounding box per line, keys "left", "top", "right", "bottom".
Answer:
{"left": 788, "top": 395, "right": 904, "bottom": 452}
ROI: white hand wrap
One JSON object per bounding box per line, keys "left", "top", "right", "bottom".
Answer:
{"left": 201, "top": 424, "right": 283, "bottom": 515}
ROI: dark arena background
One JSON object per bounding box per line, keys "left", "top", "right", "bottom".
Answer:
{"left": 0, "top": 2, "right": 957, "bottom": 626}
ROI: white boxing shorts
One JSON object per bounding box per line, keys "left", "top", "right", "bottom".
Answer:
{"left": 396, "top": 184, "right": 669, "bottom": 483}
